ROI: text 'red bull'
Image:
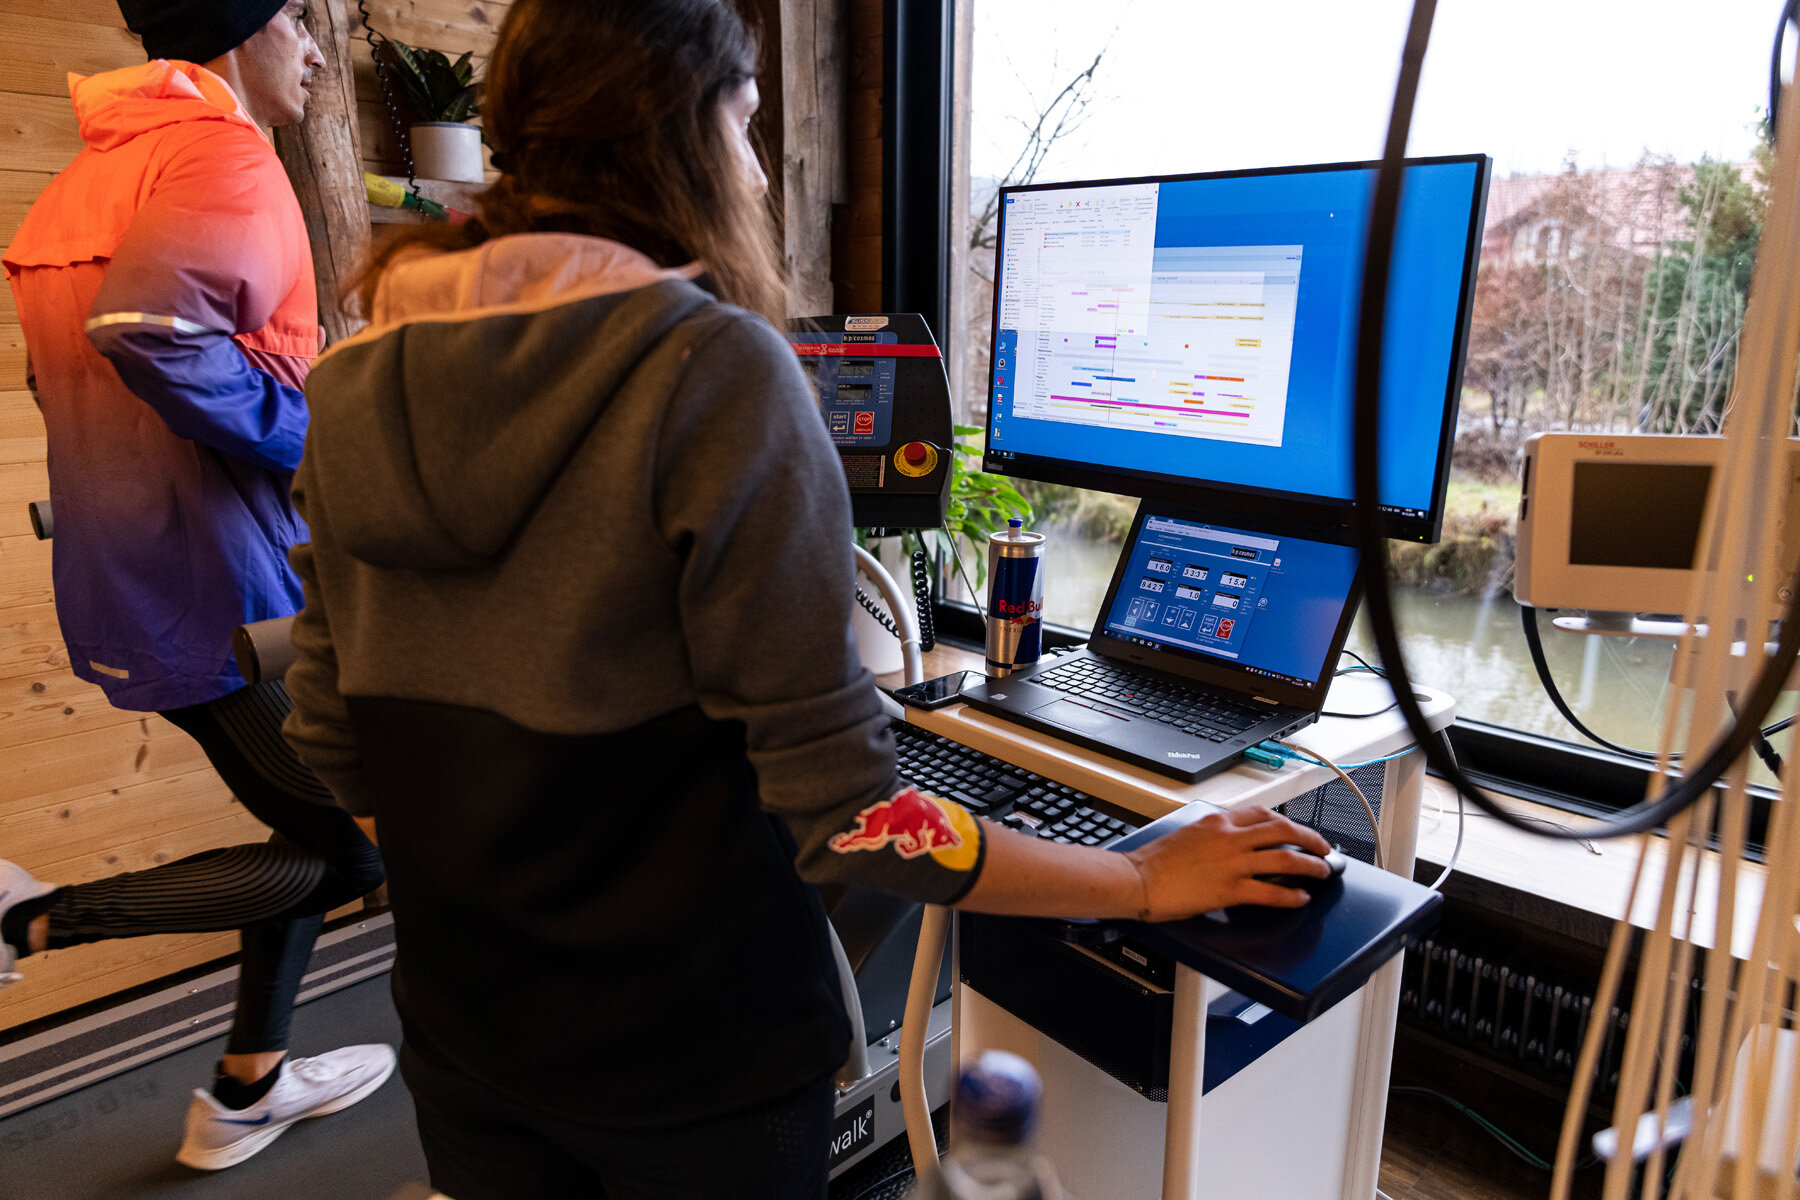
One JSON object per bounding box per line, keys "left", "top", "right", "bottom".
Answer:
{"left": 829, "top": 787, "right": 964, "bottom": 859}
{"left": 986, "top": 519, "right": 1044, "bottom": 670}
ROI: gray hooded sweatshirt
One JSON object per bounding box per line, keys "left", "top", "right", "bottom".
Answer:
{"left": 283, "top": 233, "right": 983, "bottom": 1124}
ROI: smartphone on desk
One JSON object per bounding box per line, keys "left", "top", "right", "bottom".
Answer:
{"left": 892, "top": 670, "right": 976, "bottom": 710}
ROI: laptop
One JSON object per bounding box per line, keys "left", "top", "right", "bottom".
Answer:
{"left": 958, "top": 503, "right": 1364, "bottom": 783}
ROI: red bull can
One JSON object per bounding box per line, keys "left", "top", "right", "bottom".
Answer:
{"left": 986, "top": 518, "right": 1045, "bottom": 672}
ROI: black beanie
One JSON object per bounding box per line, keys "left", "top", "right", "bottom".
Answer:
{"left": 116, "top": 0, "right": 290, "bottom": 66}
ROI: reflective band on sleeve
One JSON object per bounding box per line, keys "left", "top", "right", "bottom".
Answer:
{"left": 85, "top": 311, "right": 225, "bottom": 337}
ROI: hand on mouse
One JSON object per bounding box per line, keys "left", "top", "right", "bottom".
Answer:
{"left": 1123, "top": 806, "right": 1333, "bottom": 920}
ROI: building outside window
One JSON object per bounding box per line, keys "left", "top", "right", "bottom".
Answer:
{"left": 944, "top": 0, "right": 1789, "bottom": 790}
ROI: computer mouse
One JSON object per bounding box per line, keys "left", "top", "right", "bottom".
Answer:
{"left": 1254, "top": 844, "right": 1348, "bottom": 889}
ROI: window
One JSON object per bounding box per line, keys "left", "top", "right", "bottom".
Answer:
{"left": 937, "top": 0, "right": 1790, "bottom": 795}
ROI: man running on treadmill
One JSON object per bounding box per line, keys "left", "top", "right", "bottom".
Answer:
{"left": 0, "top": 0, "right": 391, "bottom": 1171}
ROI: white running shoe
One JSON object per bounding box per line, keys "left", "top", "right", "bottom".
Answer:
{"left": 0, "top": 859, "right": 55, "bottom": 988}
{"left": 176, "top": 1044, "right": 398, "bottom": 1170}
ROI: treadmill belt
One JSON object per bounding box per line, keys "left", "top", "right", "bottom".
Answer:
{"left": 0, "top": 975, "right": 427, "bottom": 1200}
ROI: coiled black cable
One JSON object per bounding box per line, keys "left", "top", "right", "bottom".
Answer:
{"left": 357, "top": 0, "right": 416, "bottom": 189}
{"left": 1352, "top": 0, "right": 1800, "bottom": 840}
{"left": 911, "top": 548, "right": 937, "bottom": 653}
{"left": 855, "top": 584, "right": 901, "bottom": 639}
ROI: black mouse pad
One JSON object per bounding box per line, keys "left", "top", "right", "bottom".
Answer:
{"left": 1106, "top": 805, "right": 1443, "bottom": 1022}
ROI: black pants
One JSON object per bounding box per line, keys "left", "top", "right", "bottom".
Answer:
{"left": 402, "top": 1043, "right": 835, "bottom": 1200}
{"left": 42, "top": 681, "right": 385, "bottom": 1054}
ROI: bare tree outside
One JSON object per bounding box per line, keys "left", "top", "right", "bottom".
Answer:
{"left": 957, "top": 35, "right": 1116, "bottom": 426}
{"left": 1387, "top": 145, "right": 1770, "bottom": 600}
{"left": 948, "top": 25, "right": 1146, "bottom": 628}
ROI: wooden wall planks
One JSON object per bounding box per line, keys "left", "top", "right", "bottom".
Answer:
{"left": 2, "top": 12, "right": 144, "bottom": 97}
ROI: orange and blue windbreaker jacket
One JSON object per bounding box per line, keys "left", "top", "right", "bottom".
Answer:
{"left": 4, "top": 61, "right": 320, "bottom": 712}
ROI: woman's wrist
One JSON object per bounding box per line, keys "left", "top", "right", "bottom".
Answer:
{"left": 1125, "top": 851, "right": 1153, "bottom": 922}
{"left": 955, "top": 822, "right": 1150, "bottom": 919}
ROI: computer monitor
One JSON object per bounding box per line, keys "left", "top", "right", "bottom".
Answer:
{"left": 981, "top": 154, "right": 1491, "bottom": 543}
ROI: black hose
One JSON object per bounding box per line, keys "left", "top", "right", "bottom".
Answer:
{"left": 1728, "top": 692, "right": 1787, "bottom": 778}
{"left": 1519, "top": 605, "right": 1670, "bottom": 761}
{"left": 1773, "top": 0, "right": 1800, "bottom": 138}
{"left": 1520, "top": 605, "right": 1795, "bottom": 766}
{"left": 1352, "top": 0, "right": 1800, "bottom": 840}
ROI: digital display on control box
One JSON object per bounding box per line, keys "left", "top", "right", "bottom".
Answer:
{"left": 838, "top": 361, "right": 876, "bottom": 377}
{"left": 837, "top": 384, "right": 874, "bottom": 400}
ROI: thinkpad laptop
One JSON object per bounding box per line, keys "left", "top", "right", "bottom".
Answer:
{"left": 959, "top": 504, "right": 1363, "bottom": 783}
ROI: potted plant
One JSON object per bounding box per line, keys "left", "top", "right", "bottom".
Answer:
{"left": 924, "top": 423, "right": 1034, "bottom": 603}
{"left": 853, "top": 425, "right": 1032, "bottom": 672}
{"left": 379, "top": 39, "right": 483, "bottom": 183}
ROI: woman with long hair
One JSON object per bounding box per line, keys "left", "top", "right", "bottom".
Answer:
{"left": 284, "top": 1, "right": 1331, "bottom": 1195}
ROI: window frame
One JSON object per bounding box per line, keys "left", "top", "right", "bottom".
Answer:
{"left": 887, "top": 1, "right": 1776, "bottom": 853}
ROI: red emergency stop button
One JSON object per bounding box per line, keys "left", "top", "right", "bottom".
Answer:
{"left": 894, "top": 440, "right": 938, "bottom": 478}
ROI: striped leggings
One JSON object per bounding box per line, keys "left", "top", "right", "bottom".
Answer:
{"left": 41, "top": 680, "right": 385, "bottom": 1054}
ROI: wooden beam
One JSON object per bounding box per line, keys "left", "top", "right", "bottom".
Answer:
{"left": 273, "top": 0, "right": 370, "bottom": 345}
{"left": 780, "top": 0, "right": 847, "bottom": 317}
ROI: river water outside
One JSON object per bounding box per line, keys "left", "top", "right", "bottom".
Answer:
{"left": 1024, "top": 525, "right": 1794, "bottom": 789}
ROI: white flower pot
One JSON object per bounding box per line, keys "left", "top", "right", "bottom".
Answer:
{"left": 410, "top": 122, "right": 484, "bottom": 183}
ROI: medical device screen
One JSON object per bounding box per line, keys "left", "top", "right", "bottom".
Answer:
{"left": 982, "top": 155, "right": 1489, "bottom": 542}
{"left": 1100, "top": 512, "right": 1362, "bottom": 690}
{"left": 1569, "top": 461, "right": 1712, "bottom": 570}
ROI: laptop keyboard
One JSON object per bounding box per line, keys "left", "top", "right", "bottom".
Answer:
{"left": 1032, "top": 657, "right": 1269, "bottom": 741}
{"left": 892, "top": 721, "right": 1141, "bottom": 847}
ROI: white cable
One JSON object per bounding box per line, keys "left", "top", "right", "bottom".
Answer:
{"left": 1426, "top": 733, "right": 1465, "bottom": 892}
{"left": 1275, "top": 741, "right": 1385, "bottom": 871}
{"left": 1425, "top": 784, "right": 1464, "bottom": 893}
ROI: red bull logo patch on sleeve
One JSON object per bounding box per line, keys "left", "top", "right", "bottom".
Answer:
{"left": 829, "top": 787, "right": 981, "bottom": 872}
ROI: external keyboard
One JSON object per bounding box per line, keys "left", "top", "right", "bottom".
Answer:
{"left": 891, "top": 720, "right": 1141, "bottom": 847}
{"left": 1032, "top": 657, "right": 1267, "bottom": 742}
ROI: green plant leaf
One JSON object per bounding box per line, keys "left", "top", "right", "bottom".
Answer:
{"left": 382, "top": 37, "right": 479, "bottom": 124}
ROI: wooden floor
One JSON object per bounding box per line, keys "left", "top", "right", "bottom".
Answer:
{"left": 1379, "top": 1091, "right": 1598, "bottom": 1200}
{"left": 1379, "top": 1039, "right": 1607, "bottom": 1200}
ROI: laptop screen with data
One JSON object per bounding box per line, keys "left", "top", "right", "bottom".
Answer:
{"left": 1099, "top": 511, "right": 1361, "bottom": 691}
